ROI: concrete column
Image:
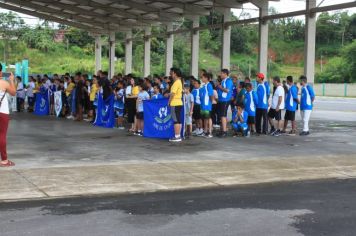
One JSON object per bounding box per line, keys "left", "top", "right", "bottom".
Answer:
{"left": 94, "top": 35, "right": 102, "bottom": 74}
{"left": 165, "top": 23, "right": 174, "bottom": 76}
{"left": 304, "top": 0, "right": 316, "bottom": 84}
{"left": 144, "top": 27, "right": 151, "bottom": 77}
{"left": 221, "top": 8, "right": 231, "bottom": 70}
{"left": 125, "top": 30, "right": 133, "bottom": 75}
{"left": 190, "top": 16, "right": 199, "bottom": 78}
{"left": 108, "top": 32, "right": 115, "bottom": 79}
{"left": 258, "top": 1, "right": 269, "bottom": 77}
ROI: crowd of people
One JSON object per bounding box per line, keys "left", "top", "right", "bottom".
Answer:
{"left": 3, "top": 66, "right": 316, "bottom": 144}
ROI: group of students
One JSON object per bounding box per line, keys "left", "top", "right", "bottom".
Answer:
{"left": 180, "top": 69, "right": 315, "bottom": 140}
{"left": 11, "top": 67, "right": 315, "bottom": 142}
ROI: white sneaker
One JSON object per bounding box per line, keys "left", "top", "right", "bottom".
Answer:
{"left": 118, "top": 126, "right": 125, "bottom": 130}
{"left": 66, "top": 115, "right": 74, "bottom": 120}
{"left": 196, "top": 129, "right": 204, "bottom": 136}
{"left": 213, "top": 125, "right": 220, "bottom": 129}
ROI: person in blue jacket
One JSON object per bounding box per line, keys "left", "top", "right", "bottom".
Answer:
{"left": 231, "top": 103, "right": 249, "bottom": 137}
{"left": 255, "top": 73, "right": 269, "bottom": 135}
{"left": 282, "top": 76, "right": 299, "bottom": 135}
{"left": 199, "top": 73, "right": 214, "bottom": 138}
{"left": 244, "top": 83, "right": 258, "bottom": 134}
{"left": 216, "top": 69, "right": 233, "bottom": 138}
{"left": 299, "top": 75, "right": 315, "bottom": 136}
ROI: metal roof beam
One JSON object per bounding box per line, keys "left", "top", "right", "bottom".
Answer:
{"left": 0, "top": 1, "right": 107, "bottom": 33}
{"left": 3, "top": 0, "right": 114, "bottom": 29}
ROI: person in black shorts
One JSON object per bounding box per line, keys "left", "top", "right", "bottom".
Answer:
{"left": 282, "top": 76, "right": 300, "bottom": 135}
{"left": 268, "top": 76, "right": 285, "bottom": 136}
{"left": 192, "top": 79, "right": 203, "bottom": 135}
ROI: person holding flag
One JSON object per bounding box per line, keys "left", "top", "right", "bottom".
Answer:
{"left": 168, "top": 68, "right": 184, "bottom": 142}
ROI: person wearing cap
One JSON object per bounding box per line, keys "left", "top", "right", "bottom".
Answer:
{"left": 216, "top": 69, "right": 233, "bottom": 137}
{"left": 256, "top": 72, "right": 269, "bottom": 135}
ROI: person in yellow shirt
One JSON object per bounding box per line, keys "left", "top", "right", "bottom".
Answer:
{"left": 65, "top": 77, "right": 75, "bottom": 98}
{"left": 168, "top": 67, "right": 183, "bottom": 142}
{"left": 88, "top": 76, "right": 99, "bottom": 122}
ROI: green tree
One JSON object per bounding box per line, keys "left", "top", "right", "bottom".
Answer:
{"left": 0, "top": 12, "right": 25, "bottom": 62}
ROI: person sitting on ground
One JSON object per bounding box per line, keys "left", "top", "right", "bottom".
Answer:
{"left": 244, "top": 83, "right": 258, "bottom": 135}
{"left": 299, "top": 75, "right": 315, "bottom": 136}
{"left": 282, "top": 76, "right": 299, "bottom": 135}
{"left": 231, "top": 103, "right": 249, "bottom": 137}
{"left": 151, "top": 84, "right": 163, "bottom": 100}
{"left": 268, "top": 76, "right": 285, "bottom": 137}
{"left": 135, "top": 82, "right": 150, "bottom": 136}
{"left": 183, "top": 84, "right": 194, "bottom": 139}
{"left": 114, "top": 81, "right": 125, "bottom": 130}
{"left": 199, "top": 72, "right": 214, "bottom": 138}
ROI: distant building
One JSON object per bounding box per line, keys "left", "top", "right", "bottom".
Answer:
{"left": 54, "top": 29, "right": 65, "bottom": 43}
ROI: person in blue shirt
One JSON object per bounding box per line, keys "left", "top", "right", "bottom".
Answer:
{"left": 191, "top": 79, "right": 203, "bottom": 135}
{"left": 114, "top": 81, "right": 125, "bottom": 130}
{"left": 199, "top": 73, "right": 214, "bottom": 138}
{"left": 299, "top": 75, "right": 315, "bottom": 136}
{"left": 151, "top": 84, "right": 163, "bottom": 100}
{"left": 135, "top": 82, "right": 150, "bottom": 136}
{"left": 264, "top": 80, "right": 271, "bottom": 100}
{"left": 244, "top": 83, "right": 258, "bottom": 134}
{"left": 231, "top": 103, "right": 249, "bottom": 137}
{"left": 255, "top": 73, "right": 269, "bottom": 135}
{"left": 282, "top": 76, "right": 299, "bottom": 135}
{"left": 217, "top": 69, "right": 233, "bottom": 137}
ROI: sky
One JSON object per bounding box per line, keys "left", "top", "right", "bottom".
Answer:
{"left": 0, "top": 0, "right": 355, "bottom": 28}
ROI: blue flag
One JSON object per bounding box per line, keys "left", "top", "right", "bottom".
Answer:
{"left": 71, "top": 89, "right": 76, "bottom": 115}
{"left": 93, "top": 93, "right": 115, "bottom": 128}
{"left": 34, "top": 88, "right": 50, "bottom": 116}
{"left": 143, "top": 98, "right": 185, "bottom": 139}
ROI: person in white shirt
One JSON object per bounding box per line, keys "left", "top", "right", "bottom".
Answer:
{"left": 0, "top": 66, "right": 16, "bottom": 167}
{"left": 26, "top": 76, "right": 36, "bottom": 112}
{"left": 16, "top": 76, "right": 25, "bottom": 112}
{"left": 268, "top": 76, "right": 285, "bottom": 136}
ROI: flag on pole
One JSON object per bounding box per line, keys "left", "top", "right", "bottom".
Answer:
{"left": 34, "top": 88, "right": 50, "bottom": 116}
{"left": 93, "top": 93, "right": 115, "bottom": 128}
{"left": 143, "top": 98, "right": 185, "bottom": 139}
{"left": 54, "top": 91, "right": 62, "bottom": 117}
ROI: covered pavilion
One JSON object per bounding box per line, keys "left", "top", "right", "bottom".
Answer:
{"left": 0, "top": 0, "right": 355, "bottom": 82}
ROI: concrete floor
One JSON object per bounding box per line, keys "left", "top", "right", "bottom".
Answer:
{"left": 1, "top": 178, "right": 356, "bottom": 236}
{"left": 0, "top": 96, "right": 355, "bottom": 201}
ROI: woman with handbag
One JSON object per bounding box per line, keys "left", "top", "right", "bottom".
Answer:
{"left": 0, "top": 65, "right": 16, "bottom": 167}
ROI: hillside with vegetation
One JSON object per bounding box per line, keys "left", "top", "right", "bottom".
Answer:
{"left": 0, "top": 10, "right": 355, "bottom": 82}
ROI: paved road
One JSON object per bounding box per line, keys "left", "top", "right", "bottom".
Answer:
{"left": 1, "top": 178, "right": 356, "bottom": 236}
